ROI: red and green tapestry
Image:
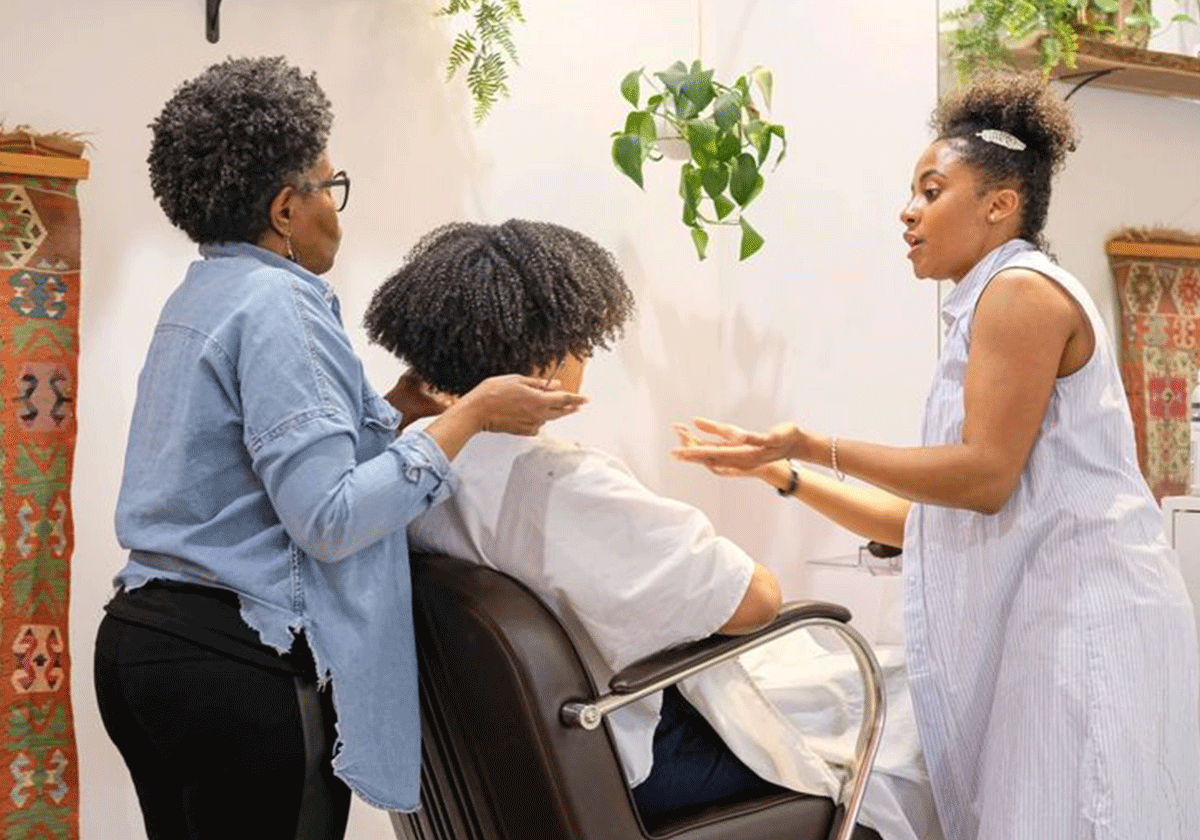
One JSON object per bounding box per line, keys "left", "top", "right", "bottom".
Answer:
{"left": 0, "top": 131, "right": 85, "bottom": 840}
{"left": 1109, "top": 230, "right": 1200, "bottom": 501}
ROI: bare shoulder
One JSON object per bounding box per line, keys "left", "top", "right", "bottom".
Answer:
{"left": 975, "top": 267, "right": 1081, "bottom": 337}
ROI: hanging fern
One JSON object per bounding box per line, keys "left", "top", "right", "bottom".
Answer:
{"left": 436, "top": 0, "right": 525, "bottom": 122}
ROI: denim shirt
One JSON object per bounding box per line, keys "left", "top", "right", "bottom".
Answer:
{"left": 113, "top": 241, "right": 455, "bottom": 810}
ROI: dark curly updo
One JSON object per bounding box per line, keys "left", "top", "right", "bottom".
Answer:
{"left": 933, "top": 70, "right": 1078, "bottom": 252}
{"left": 364, "top": 220, "right": 635, "bottom": 396}
{"left": 147, "top": 56, "right": 333, "bottom": 244}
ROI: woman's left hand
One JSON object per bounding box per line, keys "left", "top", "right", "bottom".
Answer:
{"left": 671, "top": 417, "right": 807, "bottom": 472}
{"left": 386, "top": 369, "right": 455, "bottom": 425}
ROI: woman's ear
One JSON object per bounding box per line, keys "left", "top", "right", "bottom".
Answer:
{"left": 266, "top": 185, "right": 295, "bottom": 239}
{"left": 988, "top": 187, "right": 1020, "bottom": 226}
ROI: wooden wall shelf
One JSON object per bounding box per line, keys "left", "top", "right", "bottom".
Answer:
{"left": 1011, "top": 37, "right": 1200, "bottom": 101}
{"left": 0, "top": 133, "right": 89, "bottom": 181}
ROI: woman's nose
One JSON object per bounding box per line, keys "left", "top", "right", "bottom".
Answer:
{"left": 899, "top": 201, "right": 917, "bottom": 226}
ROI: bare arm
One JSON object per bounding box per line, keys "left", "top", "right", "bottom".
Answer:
{"left": 675, "top": 268, "right": 1089, "bottom": 515}
{"left": 718, "top": 562, "right": 782, "bottom": 634}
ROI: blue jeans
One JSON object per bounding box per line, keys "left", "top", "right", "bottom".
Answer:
{"left": 632, "top": 685, "right": 786, "bottom": 823}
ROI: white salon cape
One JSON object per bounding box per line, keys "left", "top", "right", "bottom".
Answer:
{"left": 408, "top": 428, "right": 940, "bottom": 840}
{"left": 904, "top": 239, "right": 1200, "bottom": 840}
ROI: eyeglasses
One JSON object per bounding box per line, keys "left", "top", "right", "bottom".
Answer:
{"left": 302, "top": 170, "right": 350, "bottom": 212}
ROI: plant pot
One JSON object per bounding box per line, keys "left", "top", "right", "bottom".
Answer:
{"left": 653, "top": 115, "right": 691, "bottom": 161}
{"left": 1075, "top": 1, "right": 1150, "bottom": 49}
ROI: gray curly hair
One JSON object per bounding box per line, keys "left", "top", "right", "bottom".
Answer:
{"left": 147, "top": 56, "right": 333, "bottom": 244}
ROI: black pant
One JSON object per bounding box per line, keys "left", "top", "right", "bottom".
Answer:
{"left": 632, "top": 685, "right": 787, "bottom": 824}
{"left": 94, "top": 614, "right": 350, "bottom": 840}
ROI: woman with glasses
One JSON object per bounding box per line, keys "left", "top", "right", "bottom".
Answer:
{"left": 93, "top": 56, "right": 584, "bottom": 840}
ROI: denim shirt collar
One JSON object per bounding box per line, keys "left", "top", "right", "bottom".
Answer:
{"left": 199, "top": 241, "right": 338, "bottom": 311}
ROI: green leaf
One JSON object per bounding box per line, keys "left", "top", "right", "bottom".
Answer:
{"left": 701, "top": 164, "right": 729, "bottom": 198}
{"left": 446, "top": 31, "right": 477, "bottom": 80}
{"left": 712, "top": 92, "right": 741, "bottom": 131}
{"left": 675, "top": 92, "right": 698, "bottom": 120}
{"left": 716, "top": 131, "right": 741, "bottom": 162}
{"left": 729, "top": 153, "right": 764, "bottom": 207}
{"left": 768, "top": 124, "right": 787, "bottom": 167}
{"left": 680, "top": 69, "right": 716, "bottom": 114}
{"left": 734, "top": 75, "right": 751, "bottom": 100}
{"left": 624, "top": 110, "right": 657, "bottom": 151}
{"left": 739, "top": 218, "right": 764, "bottom": 261}
{"left": 1003, "top": 0, "right": 1040, "bottom": 39}
{"left": 655, "top": 61, "right": 689, "bottom": 95}
{"left": 612, "top": 134, "right": 644, "bottom": 188}
{"left": 1092, "top": 0, "right": 1119, "bottom": 13}
{"left": 690, "top": 227, "right": 709, "bottom": 260}
{"left": 647, "top": 93, "right": 664, "bottom": 110}
{"left": 684, "top": 119, "right": 720, "bottom": 159}
{"left": 746, "top": 120, "right": 770, "bottom": 165}
{"left": 620, "top": 69, "right": 642, "bottom": 107}
{"left": 1172, "top": 14, "right": 1197, "bottom": 24}
{"left": 679, "top": 162, "right": 703, "bottom": 208}
{"left": 749, "top": 66, "right": 773, "bottom": 109}
{"left": 1040, "top": 35, "right": 1063, "bottom": 76}
{"left": 712, "top": 193, "right": 735, "bottom": 221}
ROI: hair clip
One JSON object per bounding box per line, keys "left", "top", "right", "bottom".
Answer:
{"left": 975, "top": 129, "right": 1026, "bottom": 151}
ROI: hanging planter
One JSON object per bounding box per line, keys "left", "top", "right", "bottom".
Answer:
{"left": 610, "top": 60, "right": 786, "bottom": 261}
{"left": 437, "top": 0, "right": 525, "bottom": 122}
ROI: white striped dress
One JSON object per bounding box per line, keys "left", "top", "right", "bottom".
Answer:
{"left": 903, "top": 238, "right": 1200, "bottom": 840}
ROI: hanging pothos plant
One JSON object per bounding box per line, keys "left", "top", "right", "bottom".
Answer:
{"left": 437, "top": 0, "right": 524, "bottom": 122}
{"left": 611, "top": 61, "right": 786, "bottom": 261}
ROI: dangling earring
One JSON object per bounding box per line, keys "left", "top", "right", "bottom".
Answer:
{"left": 284, "top": 236, "right": 296, "bottom": 261}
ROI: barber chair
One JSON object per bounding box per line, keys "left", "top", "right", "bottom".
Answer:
{"left": 391, "top": 553, "right": 886, "bottom": 840}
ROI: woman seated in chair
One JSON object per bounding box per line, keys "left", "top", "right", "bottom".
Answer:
{"left": 364, "top": 220, "right": 939, "bottom": 840}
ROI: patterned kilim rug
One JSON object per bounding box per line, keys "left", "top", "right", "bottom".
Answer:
{"left": 0, "top": 130, "right": 87, "bottom": 839}
{"left": 1108, "top": 229, "right": 1200, "bottom": 501}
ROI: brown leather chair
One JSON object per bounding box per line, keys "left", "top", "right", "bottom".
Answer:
{"left": 391, "top": 553, "right": 886, "bottom": 840}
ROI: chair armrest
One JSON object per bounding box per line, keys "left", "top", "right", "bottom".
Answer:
{"left": 609, "top": 600, "right": 851, "bottom": 695}
{"left": 560, "top": 598, "right": 886, "bottom": 840}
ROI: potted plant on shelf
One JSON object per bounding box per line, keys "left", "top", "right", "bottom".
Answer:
{"left": 610, "top": 60, "right": 786, "bottom": 261}
{"left": 944, "top": 0, "right": 1195, "bottom": 80}
{"left": 437, "top": 0, "right": 525, "bottom": 122}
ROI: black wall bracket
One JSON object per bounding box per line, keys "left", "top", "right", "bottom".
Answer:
{"left": 206, "top": 0, "right": 223, "bottom": 43}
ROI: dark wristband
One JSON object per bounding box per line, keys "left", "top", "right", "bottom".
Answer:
{"left": 777, "top": 459, "right": 799, "bottom": 497}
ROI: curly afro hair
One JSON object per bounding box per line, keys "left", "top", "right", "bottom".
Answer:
{"left": 933, "top": 70, "right": 1078, "bottom": 252}
{"left": 147, "top": 56, "right": 332, "bottom": 244}
{"left": 364, "top": 220, "right": 635, "bottom": 396}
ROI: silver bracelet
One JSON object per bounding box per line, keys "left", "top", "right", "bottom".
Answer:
{"left": 831, "top": 435, "right": 846, "bottom": 481}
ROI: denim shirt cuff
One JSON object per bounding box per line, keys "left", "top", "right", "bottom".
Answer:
{"left": 393, "top": 428, "right": 459, "bottom": 502}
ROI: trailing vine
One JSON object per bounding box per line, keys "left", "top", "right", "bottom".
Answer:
{"left": 437, "top": 0, "right": 524, "bottom": 122}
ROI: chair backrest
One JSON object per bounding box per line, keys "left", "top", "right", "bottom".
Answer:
{"left": 398, "top": 553, "right": 874, "bottom": 840}
{"left": 405, "top": 552, "right": 646, "bottom": 840}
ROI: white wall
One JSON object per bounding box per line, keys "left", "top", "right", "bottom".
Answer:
{"left": 6, "top": 1, "right": 938, "bottom": 838}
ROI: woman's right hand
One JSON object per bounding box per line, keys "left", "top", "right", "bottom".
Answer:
{"left": 671, "top": 417, "right": 810, "bottom": 472}
{"left": 460, "top": 374, "right": 587, "bottom": 435}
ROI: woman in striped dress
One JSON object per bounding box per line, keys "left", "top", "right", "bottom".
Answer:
{"left": 673, "top": 71, "right": 1200, "bottom": 839}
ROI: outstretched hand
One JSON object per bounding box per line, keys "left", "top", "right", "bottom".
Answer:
{"left": 467, "top": 374, "right": 587, "bottom": 436}
{"left": 671, "top": 417, "right": 803, "bottom": 473}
